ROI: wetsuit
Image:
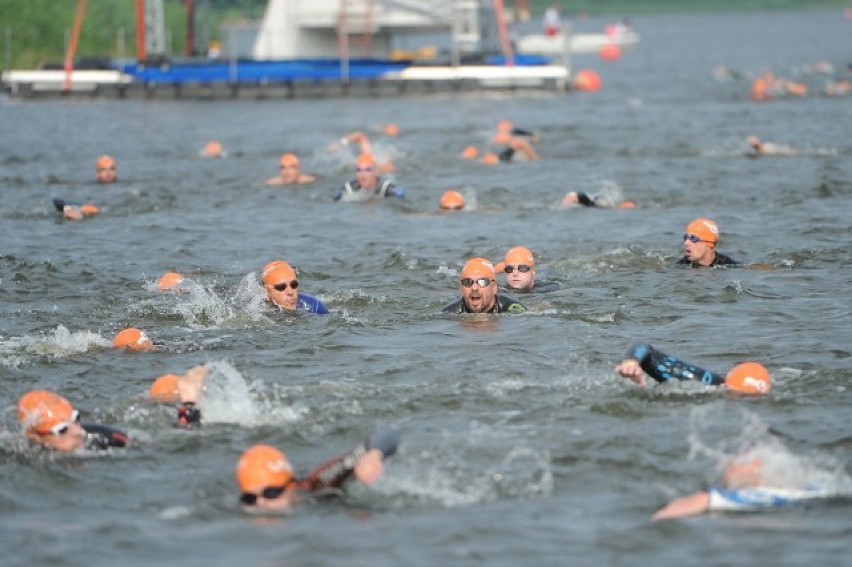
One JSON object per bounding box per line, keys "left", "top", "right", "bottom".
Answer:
{"left": 708, "top": 486, "right": 834, "bottom": 511}
{"left": 298, "top": 430, "right": 399, "bottom": 492}
{"left": 622, "top": 341, "right": 725, "bottom": 386}
{"left": 498, "top": 128, "right": 536, "bottom": 163}
{"left": 333, "top": 178, "right": 404, "bottom": 202}
{"left": 442, "top": 294, "right": 527, "bottom": 314}
{"left": 294, "top": 293, "right": 329, "bottom": 315}
{"left": 676, "top": 253, "right": 740, "bottom": 268}
{"left": 574, "top": 192, "right": 598, "bottom": 207}
{"left": 82, "top": 422, "right": 130, "bottom": 449}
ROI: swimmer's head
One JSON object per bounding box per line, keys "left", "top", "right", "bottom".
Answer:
{"left": 492, "top": 131, "right": 512, "bottom": 145}
{"left": 279, "top": 153, "right": 300, "bottom": 168}
{"left": 157, "top": 271, "right": 185, "bottom": 292}
{"left": 113, "top": 327, "right": 154, "bottom": 351}
{"left": 684, "top": 218, "right": 719, "bottom": 247}
{"left": 724, "top": 362, "right": 772, "bottom": 395}
{"left": 460, "top": 257, "right": 496, "bottom": 282}
{"left": 236, "top": 445, "right": 295, "bottom": 508}
{"left": 498, "top": 246, "right": 536, "bottom": 290}
{"left": 723, "top": 455, "right": 764, "bottom": 488}
{"left": 383, "top": 123, "right": 400, "bottom": 137}
{"left": 747, "top": 135, "right": 761, "bottom": 149}
{"left": 17, "top": 390, "right": 85, "bottom": 451}
{"left": 95, "top": 155, "right": 117, "bottom": 183}
{"left": 80, "top": 203, "right": 100, "bottom": 215}
{"left": 461, "top": 146, "right": 479, "bottom": 160}
{"left": 440, "top": 190, "right": 465, "bottom": 210}
{"left": 481, "top": 153, "right": 499, "bottom": 165}
{"left": 497, "top": 119, "right": 513, "bottom": 133}
{"left": 262, "top": 261, "right": 299, "bottom": 310}
{"left": 149, "top": 374, "right": 180, "bottom": 402}
{"left": 261, "top": 261, "right": 296, "bottom": 287}
{"left": 356, "top": 152, "right": 376, "bottom": 170}
{"left": 202, "top": 140, "right": 224, "bottom": 158}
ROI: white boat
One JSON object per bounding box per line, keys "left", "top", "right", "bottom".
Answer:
{"left": 516, "top": 31, "right": 640, "bottom": 56}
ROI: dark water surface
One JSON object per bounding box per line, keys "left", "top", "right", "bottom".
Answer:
{"left": 2, "top": 9, "right": 851, "bottom": 567}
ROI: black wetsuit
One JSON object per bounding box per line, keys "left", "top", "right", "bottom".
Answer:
{"left": 676, "top": 252, "right": 740, "bottom": 268}
{"left": 298, "top": 430, "right": 399, "bottom": 492}
{"left": 442, "top": 294, "right": 527, "bottom": 314}
{"left": 82, "top": 423, "right": 130, "bottom": 450}
{"left": 498, "top": 128, "right": 536, "bottom": 163}
{"left": 622, "top": 341, "right": 725, "bottom": 385}
{"left": 575, "top": 192, "right": 598, "bottom": 207}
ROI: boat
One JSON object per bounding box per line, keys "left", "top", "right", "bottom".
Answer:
{"left": 516, "top": 30, "right": 640, "bottom": 56}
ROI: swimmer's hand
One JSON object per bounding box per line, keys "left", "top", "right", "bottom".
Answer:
{"left": 177, "top": 364, "right": 209, "bottom": 404}
{"left": 651, "top": 491, "right": 710, "bottom": 521}
{"left": 615, "top": 358, "right": 647, "bottom": 387}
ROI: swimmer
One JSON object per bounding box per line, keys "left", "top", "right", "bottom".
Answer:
{"left": 112, "top": 327, "right": 156, "bottom": 351}
{"left": 236, "top": 429, "right": 399, "bottom": 512}
{"left": 439, "top": 190, "right": 466, "bottom": 211}
{"left": 261, "top": 260, "right": 329, "bottom": 314}
{"left": 492, "top": 120, "right": 540, "bottom": 162}
{"left": 52, "top": 198, "right": 100, "bottom": 221}
{"left": 442, "top": 257, "right": 527, "bottom": 314}
{"left": 332, "top": 130, "right": 396, "bottom": 174}
{"left": 615, "top": 340, "right": 771, "bottom": 395}
{"left": 460, "top": 146, "right": 480, "bottom": 160}
{"left": 561, "top": 191, "right": 637, "bottom": 209}
{"left": 95, "top": 155, "right": 117, "bottom": 184}
{"left": 493, "top": 246, "right": 560, "bottom": 293}
{"left": 147, "top": 364, "right": 214, "bottom": 428}
{"left": 333, "top": 153, "right": 404, "bottom": 202}
{"left": 156, "top": 271, "right": 185, "bottom": 292}
{"left": 17, "top": 389, "right": 130, "bottom": 452}
{"left": 652, "top": 453, "right": 838, "bottom": 521}
{"left": 265, "top": 153, "right": 317, "bottom": 186}
{"left": 200, "top": 140, "right": 225, "bottom": 158}
{"left": 676, "top": 217, "right": 740, "bottom": 268}
{"left": 746, "top": 135, "right": 800, "bottom": 157}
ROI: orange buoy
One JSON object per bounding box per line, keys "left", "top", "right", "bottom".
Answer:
{"left": 572, "top": 69, "right": 602, "bottom": 92}
{"left": 599, "top": 43, "right": 621, "bottom": 61}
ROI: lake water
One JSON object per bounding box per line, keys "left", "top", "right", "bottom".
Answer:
{"left": 1, "top": 9, "right": 851, "bottom": 567}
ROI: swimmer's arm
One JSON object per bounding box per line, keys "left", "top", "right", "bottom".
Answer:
{"left": 576, "top": 192, "right": 597, "bottom": 207}
{"left": 332, "top": 187, "right": 344, "bottom": 201}
{"left": 300, "top": 430, "right": 398, "bottom": 491}
{"left": 176, "top": 365, "right": 208, "bottom": 428}
{"left": 620, "top": 341, "right": 725, "bottom": 386}
{"left": 387, "top": 185, "right": 405, "bottom": 198}
{"left": 651, "top": 491, "right": 710, "bottom": 521}
{"left": 82, "top": 423, "right": 130, "bottom": 449}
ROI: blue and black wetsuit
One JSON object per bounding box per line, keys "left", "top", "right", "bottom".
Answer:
{"left": 442, "top": 294, "right": 527, "bottom": 314}
{"left": 622, "top": 341, "right": 725, "bottom": 386}
{"left": 295, "top": 293, "right": 329, "bottom": 315}
{"left": 333, "top": 178, "right": 404, "bottom": 202}
{"left": 82, "top": 423, "right": 130, "bottom": 450}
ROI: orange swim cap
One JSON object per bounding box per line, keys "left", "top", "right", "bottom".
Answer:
{"left": 203, "top": 140, "right": 223, "bottom": 157}
{"left": 618, "top": 200, "right": 637, "bottom": 209}
{"left": 149, "top": 373, "right": 180, "bottom": 402}
{"left": 279, "top": 153, "right": 300, "bottom": 167}
{"left": 113, "top": 327, "right": 154, "bottom": 350}
{"left": 725, "top": 362, "right": 771, "bottom": 394}
{"left": 747, "top": 135, "right": 761, "bottom": 148}
{"left": 236, "top": 445, "right": 294, "bottom": 493}
{"left": 685, "top": 218, "right": 720, "bottom": 245}
{"left": 80, "top": 204, "right": 100, "bottom": 215}
{"left": 440, "top": 190, "right": 465, "bottom": 210}
{"left": 504, "top": 246, "right": 535, "bottom": 268}
{"left": 384, "top": 123, "right": 400, "bottom": 137}
{"left": 157, "top": 271, "right": 185, "bottom": 292}
{"left": 497, "top": 119, "right": 513, "bottom": 133}
{"left": 17, "top": 390, "right": 76, "bottom": 435}
{"left": 481, "top": 153, "right": 499, "bottom": 165}
{"left": 460, "top": 257, "right": 496, "bottom": 281}
{"left": 356, "top": 153, "right": 376, "bottom": 169}
{"left": 262, "top": 262, "right": 297, "bottom": 286}
{"left": 461, "top": 146, "right": 479, "bottom": 160}
{"left": 95, "top": 155, "right": 116, "bottom": 169}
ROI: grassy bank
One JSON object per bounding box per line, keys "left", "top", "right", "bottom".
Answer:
{"left": 1, "top": 0, "right": 847, "bottom": 70}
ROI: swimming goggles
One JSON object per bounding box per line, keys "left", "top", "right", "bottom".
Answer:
{"left": 683, "top": 233, "right": 712, "bottom": 243}
{"left": 355, "top": 166, "right": 375, "bottom": 173}
{"left": 461, "top": 277, "right": 494, "bottom": 288}
{"left": 504, "top": 265, "right": 532, "bottom": 274}
{"left": 240, "top": 483, "right": 291, "bottom": 505}
{"left": 273, "top": 280, "right": 299, "bottom": 291}
{"left": 50, "top": 410, "right": 80, "bottom": 436}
